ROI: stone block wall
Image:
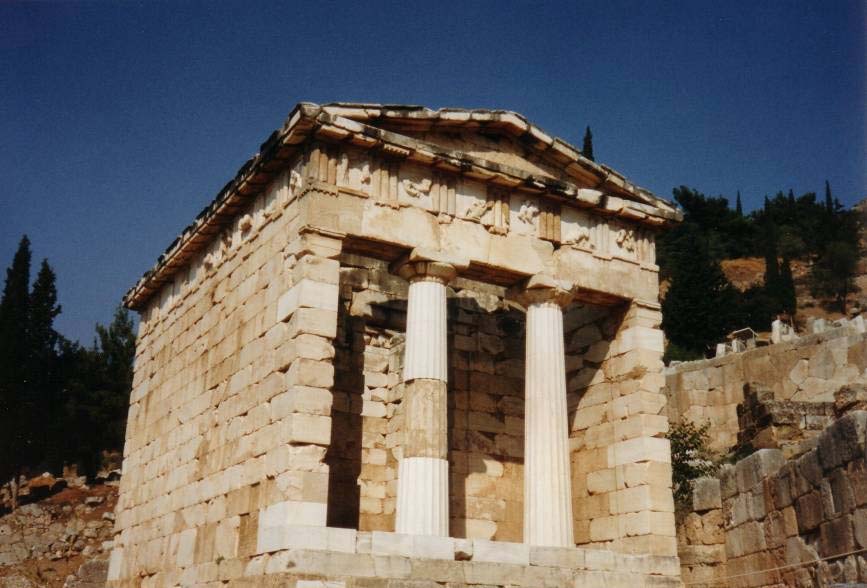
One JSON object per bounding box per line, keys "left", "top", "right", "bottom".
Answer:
{"left": 678, "top": 412, "right": 867, "bottom": 587}
{"left": 666, "top": 325, "right": 867, "bottom": 454}
{"left": 736, "top": 385, "right": 835, "bottom": 458}
{"left": 570, "top": 300, "right": 677, "bottom": 556}
{"left": 109, "top": 162, "right": 348, "bottom": 583}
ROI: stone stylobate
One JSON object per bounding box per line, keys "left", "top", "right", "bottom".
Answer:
{"left": 392, "top": 249, "right": 468, "bottom": 536}
{"left": 509, "top": 274, "right": 576, "bottom": 547}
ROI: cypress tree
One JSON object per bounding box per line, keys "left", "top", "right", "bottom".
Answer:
{"left": 735, "top": 190, "right": 743, "bottom": 216}
{"left": 779, "top": 256, "right": 797, "bottom": 316}
{"left": 582, "top": 126, "right": 594, "bottom": 162}
{"left": 94, "top": 306, "right": 135, "bottom": 450}
{"left": 764, "top": 225, "right": 782, "bottom": 311}
{"left": 825, "top": 180, "right": 833, "bottom": 212}
{"left": 28, "top": 260, "right": 62, "bottom": 471}
{"left": 662, "top": 225, "right": 739, "bottom": 357}
{"left": 0, "top": 236, "right": 32, "bottom": 500}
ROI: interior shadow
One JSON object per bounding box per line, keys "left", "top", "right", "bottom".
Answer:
{"left": 325, "top": 302, "right": 364, "bottom": 528}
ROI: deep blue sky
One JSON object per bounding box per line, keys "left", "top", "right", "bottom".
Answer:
{"left": 1, "top": 1, "right": 864, "bottom": 343}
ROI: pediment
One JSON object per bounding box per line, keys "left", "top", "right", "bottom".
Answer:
{"left": 375, "top": 126, "right": 568, "bottom": 184}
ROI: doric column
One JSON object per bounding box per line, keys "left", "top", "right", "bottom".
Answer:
{"left": 392, "top": 249, "right": 466, "bottom": 536}
{"left": 511, "top": 274, "right": 575, "bottom": 547}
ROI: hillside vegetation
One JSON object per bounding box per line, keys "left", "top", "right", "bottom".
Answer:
{"left": 659, "top": 184, "right": 862, "bottom": 361}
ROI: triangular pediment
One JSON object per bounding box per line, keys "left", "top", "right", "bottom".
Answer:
{"left": 376, "top": 126, "right": 568, "bottom": 183}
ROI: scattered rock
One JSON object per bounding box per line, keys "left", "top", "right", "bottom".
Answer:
{"left": 0, "top": 575, "right": 33, "bottom": 588}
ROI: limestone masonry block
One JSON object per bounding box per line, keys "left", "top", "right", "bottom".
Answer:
{"left": 692, "top": 477, "right": 722, "bottom": 512}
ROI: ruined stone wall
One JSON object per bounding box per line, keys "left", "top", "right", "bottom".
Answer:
{"left": 666, "top": 325, "right": 867, "bottom": 454}
{"left": 678, "top": 413, "right": 867, "bottom": 588}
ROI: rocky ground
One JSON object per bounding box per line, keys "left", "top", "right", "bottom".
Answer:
{"left": 0, "top": 478, "right": 117, "bottom": 588}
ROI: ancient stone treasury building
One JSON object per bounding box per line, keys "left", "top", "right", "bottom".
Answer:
{"left": 111, "top": 103, "right": 684, "bottom": 587}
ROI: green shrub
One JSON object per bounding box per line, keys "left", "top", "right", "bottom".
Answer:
{"left": 667, "top": 420, "right": 718, "bottom": 506}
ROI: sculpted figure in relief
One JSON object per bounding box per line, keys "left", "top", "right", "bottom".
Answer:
{"left": 337, "top": 153, "right": 349, "bottom": 185}
{"left": 616, "top": 227, "right": 636, "bottom": 253}
{"left": 203, "top": 251, "right": 217, "bottom": 271}
{"left": 359, "top": 162, "right": 371, "bottom": 186}
{"left": 517, "top": 200, "right": 540, "bottom": 226}
{"left": 464, "top": 199, "right": 493, "bottom": 222}
{"left": 565, "top": 225, "right": 594, "bottom": 250}
{"left": 402, "top": 177, "right": 432, "bottom": 198}
{"left": 239, "top": 213, "right": 253, "bottom": 232}
{"left": 289, "top": 170, "right": 302, "bottom": 195}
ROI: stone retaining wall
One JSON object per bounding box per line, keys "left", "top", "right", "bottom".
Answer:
{"left": 735, "top": 385, "right": 834, "bottom": 459}
{"left": 678, "top": 411, "right": 867, "bottom": 587}
{"left": 666, "top": 325, "right": 867, "bottom": 453}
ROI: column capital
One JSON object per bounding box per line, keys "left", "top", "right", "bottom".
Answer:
{"left": 391, "top": 247, "right": 469, "bottom": 284}
{"left": 508, "top": 273, "right": 574, "bottom": 308}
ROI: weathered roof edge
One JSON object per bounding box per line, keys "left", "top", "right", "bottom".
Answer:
{"left": 123, "top": 102, "right": 681, "bottom": 311}
{"left": 318, "top": 102, "right": 677, "bottom": 213}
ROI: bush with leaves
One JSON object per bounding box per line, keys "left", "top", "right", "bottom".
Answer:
{"left": 667, "top": 420, "right": 718, "bottom": 507}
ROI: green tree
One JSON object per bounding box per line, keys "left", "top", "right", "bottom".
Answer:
{"left": 735, "top": 190, "right": 743, "bottom": 216}
{"left": 63, "top": 306, "right": 136, "bottom": 476}
{"left": 810, "top": 241, "right": 859, "bottom": 313}
{"left": 94, "top": 306, "right": 136, "bottom": 450}
{"left": 779, "top": 256, "right": 797, "bottom": 316}
{"left": 59, "top": 340, "right": 103, "bottom": 477}
{"left": 582, "top": 126, "right": 594, "bottom": 162}
{"left": 28, "top": 260, "right": 63, "bottom": 472}
{"left": 667, "top": 420, "right": 717, "bottom": 506}
{"left": 657, "top": 186, "right": 750, "bottom": 271}
{"left": 762, "top": 224, "right": 783, "bottom": 312}
{"left": 737, "top": 285, "right": 776, "bottom": 332}
{"left": 825, "top": 180, "right": 833, "bottom": 213}
{"left": 662, "top": 224, "right": 740, "bottom": 357}
{"left": 0, "top": 236, "right": 32, "bottom": 504}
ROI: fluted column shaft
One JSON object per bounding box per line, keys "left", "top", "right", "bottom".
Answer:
{"left": 523, "top": 291, "right": 574, "bottom": 547}
{"left": 394, "top": 261, "right": 455, "bottom": 536}
{"left": 403, "top": 278, "right": 448, "bottom": 381}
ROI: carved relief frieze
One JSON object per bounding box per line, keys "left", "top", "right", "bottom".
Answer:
{"left": 401, "top": 177, "right": 432, "bottom": 199}
{"left": 561, "top": 207, "right": 598, "bottom": 252}
{"left": 512, "top": 196, "right": 540, "bottom": 237}
{"left": 615, "top": 226, "right": 636, "bottom": 256}
{"left": 336, "top": 150, "right": 372, "bottom": 195}
{"left": 611, "top": 222, "right": 655, "bottom": 264}
{"left": 560, "top": 208, "right": 657, "bottom": 265}
{"left": 289, "top": 169, "right": 303, "bottom": 198}
{"left": 463, "top": 198, "right": 491, "bottom": 222}
{"left": 337, "top": 153, "right": 349, "bottom": 186}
